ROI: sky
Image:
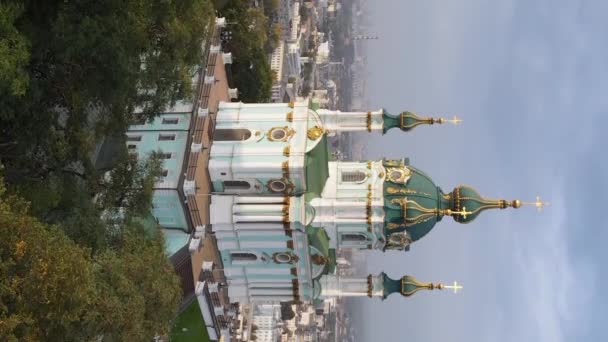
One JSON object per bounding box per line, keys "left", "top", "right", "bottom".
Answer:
{"left": 352, "top": 0, "right": 608, "bottom": 341}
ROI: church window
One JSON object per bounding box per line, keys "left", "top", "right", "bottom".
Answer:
{"left": 162, "top": 117, "right": 179, "bottom": 124}
{"left": 126, "top": 135, "right": 142, "bottom": 142}
{"left": 341, "top": 170, "right": 367, "bottom": 183}
{"left": 268, "top": 180, "right": 287, "bottom": 192}
{"left": 223, "top": 180, "right": 251, "bottom": 191}
{"left": 231, "top": 252, "right": 258, "bottom": 262}
{"left": 341, "top": 233, "right": 368, "bottom": 244}
{"left": 213, "top": 129, "right": 252, "bottom": 141}
{"left": 160, "top": 152, "right": 172, "bottom": 159}
{"left": 158, "top": 134, "right": 176, "bottom": 141}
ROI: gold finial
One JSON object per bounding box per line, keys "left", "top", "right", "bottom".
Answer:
{"left": 443, "top": 281, "right": 463, "bottom": 294}
{"left": 514, "top": 196, "right": 549, "bottom": 211}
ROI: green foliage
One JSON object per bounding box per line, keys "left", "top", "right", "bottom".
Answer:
{"left": 0, "top": 176, "right": 181, "bottom": 341}
{"left": 220, "top": 0, "right": 273, "bottom": 102}
{"left": 231, "top": 47, "right": 273, "bottom": 102}
{"left": 0, "top": 3, "right": 30, "bottom": 96}
{"left": 95, "top": 150, "right": 164, "bottom": 221}
{"left": 94, "top": 224, "right": 182, "bottom": 341}
{"left": 0, "top": 0, "right": 213, "bottom": 186}
{"left": 0, "top": 177, "right": 98, "bottom": 341}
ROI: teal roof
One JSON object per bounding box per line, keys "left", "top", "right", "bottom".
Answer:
{"left": 383, "top": 165, "right": 449, "bottom": 241}
{"left": 305, "top": 134, "right": 330, "bottom": 198}
{"left": 383, "top": 110, "right": 445, "bottom": 133}
{"left": 306, "top": 227, "right": 336, "bottom": 279}
{"left": 450, "top": 185, "right": 519, "bottom": 223}
{"left": 382, "top": 273, "right": 442, "bottom": 299}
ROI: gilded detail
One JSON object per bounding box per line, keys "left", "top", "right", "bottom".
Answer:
{"left": 283, "top": 146, "right": 290, "bottom": 157}
{"left": 267, "top": 126, "right": 295, "bottom": 142}
{"left": 307, "top": 126, "right": 325, "bottom": 140}
{"left": 286, "top": 111, "right": 293, "bottom": 122}
{"left": 282, "top": 161, "right": 290, "bottom": 179}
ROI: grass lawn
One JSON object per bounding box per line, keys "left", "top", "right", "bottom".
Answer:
{"left": 169, "top": 301, "right": 211, "bottom": 342}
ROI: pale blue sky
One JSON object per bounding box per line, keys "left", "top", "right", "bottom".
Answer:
{"left": 354, "top": 0, "right": 608, "bottom": 341}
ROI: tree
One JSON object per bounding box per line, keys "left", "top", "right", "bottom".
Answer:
{"left": 0, "top": 176, "right": 181, "bottom": 341}
{"left": 0, "top": 0, "right": 213, "bottom": 189}
{"left": 93, "top": 223, "right": 182, "bottom": 341}
{"left": 221, "top": 0, "right": 273, "bottom": 102}
{"left": 0, "top": 3, "right": 30, "bottom": 97}
{"left": 95, "top": 149, "right": 163, "bottom": 223}
{"left": 0, "top": 177, "right": 98, "bottom": 341}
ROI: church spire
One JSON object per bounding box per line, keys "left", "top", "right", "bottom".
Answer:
{"left": 383, "top": 111, "right": 462, "bottom": 133}
{"left": 446, "top": 186, "right": 548, "bottom": 223}
{"left": 314, "top": 107, "right": 460, "bottom": 135}
{"left": 382, "top": 274, "right": 461, "bottom": 299}
{"left": 318, "top": 273, "right": 461, "bottom": 300}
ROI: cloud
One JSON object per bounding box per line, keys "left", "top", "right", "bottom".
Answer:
{"left": 507, "top": 186, "right": 596, "bottom": 342}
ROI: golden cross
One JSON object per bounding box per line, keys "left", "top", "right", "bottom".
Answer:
{"left": 521, "top": 196, "right": 549, "bottom": 212}
{"left": 452, "top": 206, "right": 472, "bottom": 219}
{"left": 445, "top": 115, "right": 463, "bottom": 125}
{"left": 444, "top": 281, "right": 463, "bottom": 294}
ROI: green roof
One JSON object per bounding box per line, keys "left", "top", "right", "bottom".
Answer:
{"left": 383, "top": 166, "right": 449, "bottom": 241}
{"left": 306, "top": 227, "right": 336, "bottom": 278}
{"left": 305, "top": 134, "right": 330, "bottom": 198}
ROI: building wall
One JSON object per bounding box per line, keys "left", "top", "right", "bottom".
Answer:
{"left": 126, "top": 110, "right": 193, "bottom": 256}
{"left": 209, "top": 101, "right": 318, "bottom": 196}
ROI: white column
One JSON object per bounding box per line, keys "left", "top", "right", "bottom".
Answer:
{"left": 317, "top": 108, "right": 384, "bottom": 133}
{"left": 320, "top": 274, "right": 384, "bottom": 299}
{"left": 233, "top": 215, "right": 284, "bottom": 223}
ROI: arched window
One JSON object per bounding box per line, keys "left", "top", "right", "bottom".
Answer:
{"left": 341, "top": 170, "right": 367, "bottom": 183}
{"left": 223, "top": 181, "right": 251, "bottom": 191}
{"left": 341, "top": 233, "right": 368, "bottom": 244}
{"left": 230, "top": 252, "right": 258, "bottom": 265}
{"left": 213, "top": 129, "right": 252, "bottom": 141}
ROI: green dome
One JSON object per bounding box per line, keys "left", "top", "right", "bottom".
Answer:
{"left": 382, "top": 273, "right": 443, "bottom": 300}
{"left": 382, "top": 110, "right": 451, "bottom": 134}
{"left": 450, "top": 185, "right": 520, "bottom": 224}
{"left": 382, "top": 160, "right": 522, "bottom": 242}
{"left": 383, "top": 163, "right": 449, "bottom": 241}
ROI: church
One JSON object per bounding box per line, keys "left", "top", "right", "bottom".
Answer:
{"left": 205, "top": 99, "right": 530, "bottom": 304}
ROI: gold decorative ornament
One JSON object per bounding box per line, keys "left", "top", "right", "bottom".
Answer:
{"left": 267, "top": 126, "right": 295, "bottom": 142}
{"left": 288, "top": 101, "right": 295, "bottom": 108}
{"left": 386, "top": 187, "right": 413, "bottom": 195}
{"left": 283, "top": 146, "right": 290, "bottom": 157}
{"left": 387, "top": 222, "right": 404, "bottom": 230}
{"left": 307, "top": 126, "right": 325, "bottom": 140}
{"left": 286, "top": 111, "right": 293, "bottom": 122}
{"left": 386, "top": 167, "right": 411, "bottom": 183}
{"left": 282, "top": 161, "right": 290, "bottom": 179}
{"left": 272, "top": 252, "right": 299, "bottom": 264}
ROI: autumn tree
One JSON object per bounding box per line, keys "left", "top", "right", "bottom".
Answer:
{"left": 0, "top": 175, "right": 181, "bottom": 341}
{"left": 0, "top": 177, "right": 98, "bottom": 341}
